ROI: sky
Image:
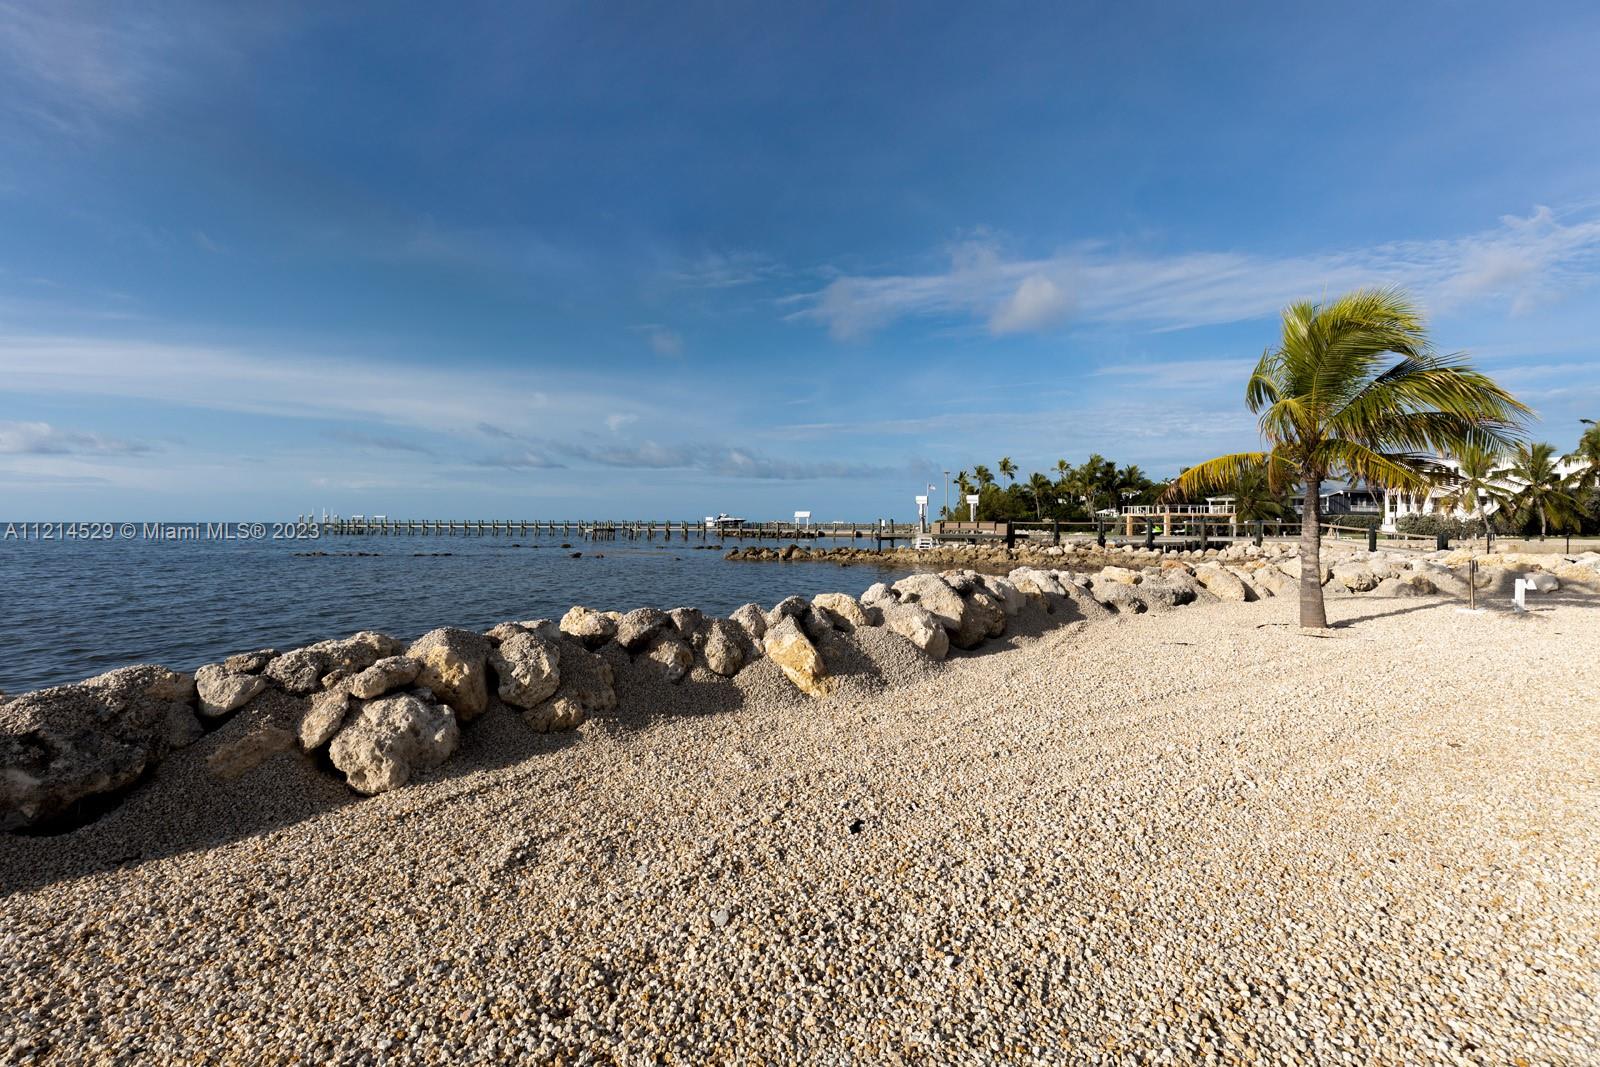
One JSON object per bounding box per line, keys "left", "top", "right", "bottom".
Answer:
{"left": 2, "top": 1, "right": 1599, "bottom": 521}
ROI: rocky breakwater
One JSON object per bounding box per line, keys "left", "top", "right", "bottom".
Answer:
{"left": 5, "top": 545, "right": 1598, "bottom": 832}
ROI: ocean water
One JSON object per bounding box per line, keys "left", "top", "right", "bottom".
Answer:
{"left": 0, "top": 529, "right": 916, "bottom": 694}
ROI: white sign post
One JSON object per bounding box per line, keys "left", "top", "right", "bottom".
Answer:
{"left": 1513, "top": 577, "right": 1530, "bottom": 613}
{"left": 965, "top": 493, "right": 980, "bottom": 522}
{"left": 794, "top": 510, "right": 811, "bottom": 529}
{"left": 914, "top": 495, "right": 928, "bottom": 532}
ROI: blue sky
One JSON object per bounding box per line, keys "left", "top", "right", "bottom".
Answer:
{"left": 2, "top": 1, "right": 1599, "bottom": 520}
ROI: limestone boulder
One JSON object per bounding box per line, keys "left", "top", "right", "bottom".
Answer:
{"left": 552, "top": 639, "right": 618, "bottom": 712}
{"left": 522, "top": 695, "right": 587, "bottom": 734}
{"left": 298, "top": 690, "right": 351, "bottom": 751}
{"left": 1526, "top": 572, "right": 1560, "bottom": 593}
{"left": 328, "top": 693, "right": 459, "bottom": 795}
{"left": 347, "top": 656, "right": 423, "bottom": 700}
{"left": 559, "top": 606, "right": 616, "bottom": 649}
{"left": 223, "top": 649, "right": 276, "bottom": 674}
{"left": 616, "top": 607, "right": 670, "bottom": 652}
{"left": 1097, "top": 566, "right": 1141, "bottom": 585}
{"left": 890, "top": 573, "right": 967, "bottom": 634}
{"left": 728, "top": 603, "right": 767, "bottom": 645}
{"left": 764, "top": 596, "right": 811, "bottom": 631}
{"left": 763, "top": 616, "right": 835, "bottom": 698}
{"left": 668, "top": 607, "right": 706, "bottom": 641}
{"left": 954, "top": 589, "right": 1005, "bottom": 648}
{"left": 811, "top": 592, "right": 871, "bottom": 631}
{"left": 406, "top": 627, "right": 492, "bottom": 720}
{"left": 0, "top": 665, "right": 201, "bottom": 830}
{"left": 644, "top": 632, "right": 695, "bottom": 683}
{"left": 194, "top": 664, "right": 269, "bottom": 720}
{"left": 700, "top": 619, "right": 745, "bottom": 677}
{"left": 976, "top": 575, "right": 1026, "bottom": 617}
{"left": 882, "top": 602, "right": 950, "bottom": 660}
{"left": 1193, "top": 563, "right": 1249, "bottom": 602}
{"left": 1331, "top": 562, "right": 1379, "bottom": 593}
{"left": 263, "top": 647, "right": 331, "bottom": 694}
{"left": 489, "top": 632, "right": 562, "bottom": 708}
{"left": 310, "top": 631, "right": 405, "bottom": 675}
{"left": 860, "top": 582, "right": 895, "bottom": 610}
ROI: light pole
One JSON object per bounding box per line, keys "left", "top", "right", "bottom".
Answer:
{"left": 942, "top": 470, "right": 950, "bottom": 521}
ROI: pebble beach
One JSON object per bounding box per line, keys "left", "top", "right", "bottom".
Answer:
{"left": 3, "top": 589, "right": 1596, "bottom": 1065}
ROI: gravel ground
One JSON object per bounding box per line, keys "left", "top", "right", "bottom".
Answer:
{"left": 2, "top": 593, "right": 1597, "bottom": 1065}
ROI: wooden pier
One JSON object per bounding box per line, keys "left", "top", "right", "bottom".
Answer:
{"left": 303, "top": 518, "right": 924, "bottom": 542}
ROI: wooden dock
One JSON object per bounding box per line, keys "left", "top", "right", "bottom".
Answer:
{"left": 304, "top": 518, "right": 924, "bottom": 542}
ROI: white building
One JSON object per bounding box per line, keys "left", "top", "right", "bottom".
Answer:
{"left": 1381, "top": 455, "right": 1586, "bottom": 531}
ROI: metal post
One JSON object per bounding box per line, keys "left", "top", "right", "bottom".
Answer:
{"left": 1254, "top": 520, "right": 1264, "bottom": 548}
{"left": 1367, "top": 526, "right": 1377, "bottom": 552}
{"left": 1096, "top": 520, "right": 1106, "bottom": 548}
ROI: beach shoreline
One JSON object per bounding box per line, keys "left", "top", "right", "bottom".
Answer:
{"left": 3, "top": 587, "right": 1597, "bottom": 1063}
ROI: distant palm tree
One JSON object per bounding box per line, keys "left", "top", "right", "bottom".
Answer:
{"left": 1230, "top": 467, "right": 1290, "bottom": 523}
{"left": 1495, "top": 442, "right": 1582, "bottom": 540}
{"left": 1565, "top": 418, "right": 1600, "bottom": 492}
{"left": 972, "top": 464, "right": 993, "bottom": 488}
{"left": 1053, "top": 458, "right": 1070, "bottom": 486}
{"left": 1167, "top": 288, "right": 1528, "bottom": 628}
{"left": 997, "top": 457, "right": 1018, "bottom": 483}
{"left": 1438, "top": 443, "right": 1500, "bottom": 544}
{"left": 1027, "top": 472, "right": 1053, "bottom": 519}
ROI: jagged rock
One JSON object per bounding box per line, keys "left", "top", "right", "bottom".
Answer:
{"left": 0, "top": 666, "right": 201, "bottom": 830}
{"left": 489, "top": 632, "right": 561, "bottom": 708}
{"left": 552, "top": 639, "right": 618, "bottom": 712}
{"left": 1252, "top": 565, "right": 1298, "bottom": 599}
{"left": 616, "top": 607, "right": 670, "bottom": 651}
{"left": 882, "top": 602, "right": 950, "bottom": 660}
{"left": 206, "top": 727, "right": 294, "bottom": 780}
{"left": 668, "top": 607, "right": 706, "bottom": 640}
{"left": 811, "top": 592, "right": 871, "bottom": 631}
{"left": 644, "top": 632, "right": 695, "bottom": 683}
{"left": 560, "top": 606, "right": 616, "bottom": 648}
{"left": 328, "top": 693, "right": 459, "bottom": 795}
{"left": 976, "top": 575, "right": 1026, "bottom": 617}
{"left": 264, "top": 648, "right": 331, "bottom": 694}
{"left": 701, "top": 619, "right": 745, "bottom": 677}
{"left": 1097, "top": 566, "right": 1141, "bottom": 585}
{"left": 763, "top": 616, "right": 835, "bottom": 698}
{"left": 223, "top": 649, "right": 276, "bottom": 674}
{"left": 483, "top": 622, "right": 527, "bottom": 646}
{"left": 1526, "top": 572, "right": 1560, "bottom": 593}
{"left": 860, "top": 582, "right": 895, "bottom": 609}
{"left": 347, "top": 656, "right": 422, "bottom": 700}
{"left": 1331, "top": 562, "right": 1379, "bottom": 593}
{"left": 522, "top": 695, "right": 586, "bottom": 733}
{"left": 890, "top": 573, "right": 967, "bottom": 634}
{"left": 298, "top": 690, "right": 351, "bottom": 751}
{"left": 1090, "top": 580, "right": 1148, "bottom": 614}
{"left": 729, "top": 603, "right": 767, "bottom": 645}
{"left": 955, "top": 589, "right": 1005, "bottom": 648}
{"left": 1193, "top": 563, "right": 1249, "bottom": 602}
{"left": 194, "top": 664, "right": 269, "bottom": 719}
{"left": 406, "top": 627, "right": 492, "bottom": 720}
{"left": 1223, "top": 566, "right": 1263, "bottom": 601}
{"left": 765, "top": 596, "right": 811, "bottom": 630}
{"left": 312, "top": 631, "right": 405, "bottom": 675}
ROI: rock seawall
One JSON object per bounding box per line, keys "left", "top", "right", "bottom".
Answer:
{"left": 4, "top": 544, "right": 1596, "bottom": 831}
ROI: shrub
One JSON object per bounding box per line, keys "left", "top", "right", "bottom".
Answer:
{"left": 1396, "top": 513, "right": 1473, "bottom": 539}
{"left": 1327, "top": 512, "right": 1382, "bottom": 531}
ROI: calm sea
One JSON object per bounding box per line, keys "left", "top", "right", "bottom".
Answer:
{"left": 0, "top": 527, "right": 915, "bottom": 694}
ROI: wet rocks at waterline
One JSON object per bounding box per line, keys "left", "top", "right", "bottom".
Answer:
{"left": 2, "top": 546, "right": 1595, "bottom": 830}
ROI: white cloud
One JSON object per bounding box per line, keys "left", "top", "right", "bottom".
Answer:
{"left": 0, "top": 420, "right": 152, "bottom": 455}
{"left": 989, "top": 274, "right": 1073, "bottom": 334}
{"left": 636, "top": 324, "right": 684, "bottom": 357}
{"left": 604, "top": 413, "right": 638, "bottom": 432}
{"left": 787, "top": 207, "right": 1600, "bottom": 339}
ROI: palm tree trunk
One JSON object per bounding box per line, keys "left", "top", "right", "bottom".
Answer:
{"left": 1300, "top": 474, "right": 1328, "bottom": 629}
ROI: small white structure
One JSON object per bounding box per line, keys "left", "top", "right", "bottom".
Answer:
{"left": 965, "top": 493, "right": 980, "bottom": 521}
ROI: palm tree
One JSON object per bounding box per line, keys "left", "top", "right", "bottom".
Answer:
{"left": 972, "top": 465, "right": 994, "bottom": 488}
{"left": 1053, "top": 458, "right": 1070, "bottom": 486}
{"left": 1565, "top": 419, "right": 1600, "bottom": 492}
{"left": 1027, "top": 472, "right": 1053, "bottom": 519}
{"left": 997, "top": 457, "right": 1018, "bottom": 484}
{"left": 1438, "top": 443, "right": 1500, "bottom": 546}
{"left": 1494, "top": 442, "right": 1581, "bottom": 540}
{"left": 1230, "top": 467, "right": 1291, "bottom": 523}
{"left": 1167, "top": 288, "right": 1528, "bottom": 628}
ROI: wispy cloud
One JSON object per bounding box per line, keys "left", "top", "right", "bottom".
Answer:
{"left": 327, "top": 428, "right": 434, "bottom": 455}
{"left": 787, "top": 207, "right": 1600, "bottom": 339}
{"left": 604, "top": 413, "right": 638, "bottom": 432}
{"left": 0, "top": 420, "right": 153, "bottom": 456}
{"left": 661, "top": 249, "right": 782, "bottom": 290}
{"left": 635, "top": 324, "right": 684, "bottom": 357}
